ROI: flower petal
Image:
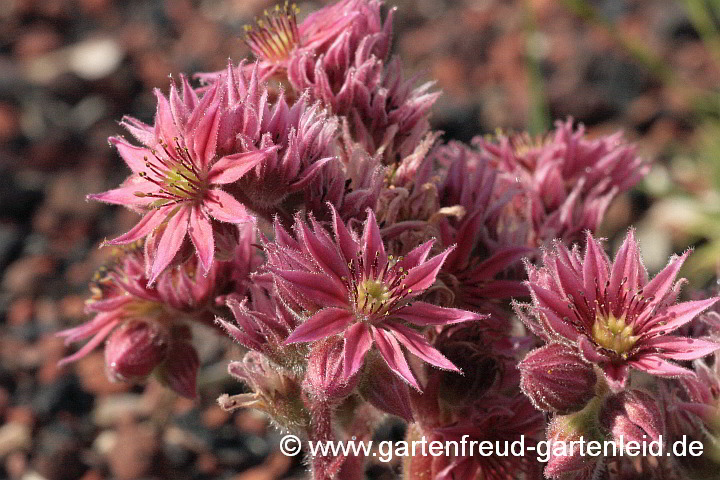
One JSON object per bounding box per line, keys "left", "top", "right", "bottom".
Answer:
{"left": 639, "top": 297, "right": 719, "bottom": 336}
{"left": 402, "top": 247, "right": 453, "bottom": 294}
{"left": 641, "top": 250, "right": 690, "bottom": 307}
{"left": 273, "top": 270, "right": 349, "bottom": 308}
{"left": 148, "top": 206, "right": 190, "bottom": 284}
{"left": 285, "top": 307, "right": 354, "bottom": 344}
{"left": 630, "top": 354, "right": 694, "bottom": 378}
{"left": 373, "top": 327, "right": 420, "bottom": 391}
{"left": 361, "top": 209, "right": 387, "bottom": 275}
{"left": 107, "top": 207, "right": 167, "bottom": 245}
{"left": 582, "top": 232, "right": 609, "bottom": 307}
{"left": 206, "top": 189, "right": 252, "bottom": 224}
{"left": 343, "top": 322, "right": 373, "bottom": 378}
{"left": 189, "top": 205, "right": 214, "bottom": 274}
{"left": 641, "top": 336, "right": 720, "bottom": 361}
{"left": 299, "top": 218, "right": 349, "bottom": 281}
{"left": 110, "top": 137, "right": 153, "bottom": 174}
{"left": 208, "top": 147, "right": 277, "bottom": 184}
{"left": 387, "top": 323, "right": 459, "bottom": 372}
{"left": 577, "top": 335, "right": 610, "bottom": 363}
{"left": 395, "top": 240, "right": 434, "bottom": 272}
{"left": 332, "top": 204, "right": 360, "bottom": 261}
{"left": 392, "top": 301, "right": 482, "bottom": 326}
{"left": 57, "top": 319, "right": 120, "bottom": 367}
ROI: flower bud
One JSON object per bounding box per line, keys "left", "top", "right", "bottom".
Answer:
{"left": 158, "top": 340, "right": 200, "bottom": 399}
{"left": 358, "top": 353, "right": 414, "bottom": 422}
{"left": 600, "top": 389, "right": 664, "bottom": 444}
{"left": 545, "top": 408, "right": 604, "bottom": 479}
{"left": 305, "top": 338, "right": 358, "bottom": 401}
{"left": 519, "top": 343, "right": 597, "bottom": 414}
{"left": 221, "top": 351, "right": 309, "bottom": 431}
{"left": 105, "top": 320, "right": 169, "bottom": 382}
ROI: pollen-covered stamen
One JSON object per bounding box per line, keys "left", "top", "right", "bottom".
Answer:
{"left": 356, "top": 279, "right": 391, "bottom": 315}
{"left": 244, "top": 1, "right": 301, "bottom": 64}
{"left": 592, "top": 312, "right": 638, "bottom": 356}
{"left": 346, "top": 254, "right": 411, "bottom": 319}
{"left": 135, "top": 138, "right": 206, "bottom": 206}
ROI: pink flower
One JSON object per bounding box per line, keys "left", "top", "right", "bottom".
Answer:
{"left": 206, "top": 0, "right": 438, "bottom": 165}
{"left": 264, "top": 205, "right": 482, "bottom": 390}
{"left": 90, "top": 75, "right": 273, "bottom": 283}
{"left": 209, "top": 64, "right": 339, "bottom": 213}
{"left": 518, "top": 230, "right": 720, "bottom": 391}
{"left": 57, "top": 227, "right": 257, "bottom": 397}
{"left": 240, "top": 0, "right": 366, "bottom": 80}
{"left": 217, "top": 284, "right": 300, "bottom": 369}
{"left": 434, "top": 142, "right": 532, "bottom": 310}
{"left": 478, "top": 119, "right": 650, "bottom": 246}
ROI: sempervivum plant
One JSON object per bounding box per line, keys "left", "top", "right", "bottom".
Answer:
{"left": 54, "top": 1, "right": 720, "bottom": 479}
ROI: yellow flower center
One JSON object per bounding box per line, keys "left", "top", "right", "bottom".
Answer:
{"left": 356, "top": 279, "right": 391, "bottom": 315}
{"left": 592, "top": 312, "right": 638, "bottom": 356}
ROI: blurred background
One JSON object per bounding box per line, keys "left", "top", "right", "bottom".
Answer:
{"left": 1, "top": 0, "right": 719, "bottom": 479}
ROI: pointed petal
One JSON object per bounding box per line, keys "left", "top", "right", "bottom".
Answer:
{"left": 57, "top": 319, "right": 120, "bottom": 367}
{"left": 402, "top": 247, "right": 453, "bottom": 295}
{"left": 107, "top": 208, "right": 166, "bottom": 245}
{"left": 189, "top": 205, "right": 214, "bottom": 274}
{"left": 191, "top": 90, "right": 222, "bottom": 170}
{"left": 121, "top": 116, "right": 155, "bottom": 146}
{"left": 288, "top": 157, "right": 335, "bottom": 189}
{"left": 206, "top": 189, "right": 252, "bottom": 224}
{"left": 88, "top": 184, "right": 152, "bottom": 209}
{"left": 110, "top": 137, "right": 152, "bottom": 174}
{"left": 630, "top": 354, "right": 694, "bottom": 378}
{"left": 285, "top": 307, "right": 354, "bottom": 344}
{"left": 344, "top": 322, "right": 373, "bottom": 378}
{"left": 607, "top": 229, "right": 640, "bottom": 305}
{"left": 640, "top": 297, "right": 719, "bottom": 335}
{"left": 148, "top": 207, "right": 190, "bottom": 284}
{"left": 332, "top": 204, "right": 360, "bottom": 261}
{"left": 273, "top": 270, "right": 349, "bottom": 308}
{"left": 395, "top": 240, "right": 434, "bottom": 272}
{"left": 392, "top": 301, "right": 482, "bottom": 326}
{"left": 529, "top": 284, "right": 577, "bottom": 325}
{"left": 642, "top": 251, "right": 690, "bottom": 306}
{"left": 361, "top": 209, "right": 387, "bottom": 275}
{"left": 583, "top": 232, "right": 609, "bottom": 306}
{"left": 299, "top": 219, "right": 349, "bottom": 281}
{"left": 387, "top": 323, "right": 459, "bottom": 372}
{"left": 208, "top": 147, "right": 278, "bottom": 184}
{"left": 536, "top": 306, "right": 581, "bottom": 342}
{"left": 641, "top": 336, "right": 720, "bottom": 360}
{"left": 373, "top": 327, "right": 420, "bottom": 391}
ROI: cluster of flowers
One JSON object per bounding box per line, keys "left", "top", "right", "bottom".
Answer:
{"left": 56, "top": 1, "right": 720, "bottom": 479}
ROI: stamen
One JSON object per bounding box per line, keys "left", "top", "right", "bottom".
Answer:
{"left": 244, "top": 1, "right": 301, "bottom": 64}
